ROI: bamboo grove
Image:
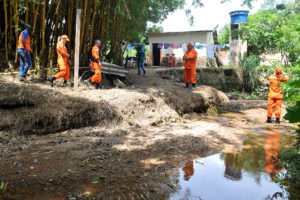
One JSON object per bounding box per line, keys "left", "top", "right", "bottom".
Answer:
{"left": 0, "top": 0, "right": 188, "bottom": 73}
{"left": 0, "top": 0, "right": 257, "bottom": 73}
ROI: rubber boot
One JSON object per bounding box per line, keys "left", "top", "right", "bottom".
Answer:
{"left": 184, "top": 83, "right": 189, "bottom": 88}
{"left": 95, "top": 83, "right": 102, "bottom": 89}
{"left": 48, "top": 76, "right": 56, "bottom": 87}
{"left": 84, "top": 79, "right": 90, "bottom": 86}
{"left": 276, "top": 118, "right": 280, "bottom": 124}
{"left": 62, "top": 80, "right": 68, "bottom": 87}
{"left": 266, "top": 117, "right": 272, "bottom": 123}
{"left": 192, "top": 83, "right": 196, "bottom": 88}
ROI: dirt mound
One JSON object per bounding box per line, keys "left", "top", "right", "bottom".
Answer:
{"left": 159, "top": 85, "right": 228, "bottom": 113}
{"left": 0, "top": 82, "right": 121, "bottom": 135}
{"left": 218, "top": 100, "right": 268, "bottom": 112}
{"left": 0, "top": 69, "right": 229, "bottom": 134}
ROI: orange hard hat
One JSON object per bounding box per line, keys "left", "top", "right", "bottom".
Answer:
{"left": 275, "top": 68, "right": 282, "bottom": 74}
{"left": 187, "top": 43, "right": 193, "bottom": 47}
{"left": 61, "top": 35, "right": 70, "bottom": 41}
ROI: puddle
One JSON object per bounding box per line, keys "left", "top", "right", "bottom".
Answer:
{"left": 2, "top": 128, "right": 293, "bottom": 199}
{"left": 170, "top": 128, "right": 291, "bottom": 200}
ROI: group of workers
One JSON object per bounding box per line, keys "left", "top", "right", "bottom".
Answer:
{"left": 17, "top": 24, "right": 102, "bottom": 89}
{"left": 182, "top": 42, "right": 289, "bottom": 124}
{"left": 17, "top": 25, "right": 289, "bottom": 124}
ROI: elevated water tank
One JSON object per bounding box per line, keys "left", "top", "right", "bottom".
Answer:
{"left": 229, "top": 10, "right": 249, "bottom": 24}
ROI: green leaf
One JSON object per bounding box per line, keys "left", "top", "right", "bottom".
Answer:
{"left": 91, "top": 180, "right": 99, "bottom": 184}
{"left": 0, "top": 182, "right": 4, "bottom": 190}
{"left": 284, "top": 101, "right": 300, "bottom": 123}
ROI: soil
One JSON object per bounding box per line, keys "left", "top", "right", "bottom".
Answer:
{"left": 0, "top": 68, "right": 297, "bottom": 199}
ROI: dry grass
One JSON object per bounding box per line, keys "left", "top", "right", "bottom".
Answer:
{"left": 0, "top": 69, "right": 229, "bottom": 135}
{"left": 0, "top": 82, "right": 120, "bottom": 135}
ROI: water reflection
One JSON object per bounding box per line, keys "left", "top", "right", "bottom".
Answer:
{"left": 170, "top": 128, "right": 289, "bottom": 200}
{"left": 182, "top": 161, "right": 194, "bottom": 181}
{"left": 264, "top": 129, "right": 283, "bottom": 181}
{"left": 3, "top": 128, "right": 290, "bottom": 199}
{"left": 224, "top": 152, "right": 242, "bottom": 181}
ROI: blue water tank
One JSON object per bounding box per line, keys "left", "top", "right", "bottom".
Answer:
{"left": 229, "top": 10, "right": 249, "bottom": 24}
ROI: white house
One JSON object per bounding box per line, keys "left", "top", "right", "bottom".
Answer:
{"left": 147, "top": 30, "right": 214, "bottom": 66}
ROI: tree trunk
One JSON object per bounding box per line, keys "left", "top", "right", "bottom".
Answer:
{"left": 80, "top": 0, "right": 88, "bottom": 53}
{"left": 4, "top": 0, "right": 8, "bottom": 61}
{"left": 89, "top": 0, "right": 98, "bottom": 49}
{"left": 9, "top": 4, "right": 13, "bottom": 48}
{"left": 25, "top": 0, "right": 29, "bottom": 24}
{"left": 67, "top": 0, "right": 74, "bottom": 40}
{"left": 41, "top": 0, "right": 47, "bottom": 53}
{"left": 14, "top": 0, "right": 19, "bottom": 63}
{"left": 39, "top": 0, "right": 48, "bottom": 79}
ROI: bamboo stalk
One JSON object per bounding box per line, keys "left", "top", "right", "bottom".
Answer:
{"left": 4, "top": 0, "right": 8, "bottom": 61}
{"left": 80, "top": 0, "right": 88, "bottom": 53}
{"left": 89, "top": 0, "right": 98, "bottom": 49}
{"left": 67, "top": 0, "right": 74, "bottom": 39}
{"left": 9, "top": 3, "right": 13, "bottom": 45}
{"left": 41, "top": 0, "right": 46, "bottom": 53}
{"left": 25, "top": 0, "right": 29, "bottom": 24}
{"left": 14, "top": 0, "right": 19, "bottom": 63}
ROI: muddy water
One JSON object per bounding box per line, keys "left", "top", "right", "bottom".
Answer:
{"left": 2, "top": 128, "right": 292, "bottom": 200}
{"left": 170, "top": 128, "right": 291, "bottom": 200}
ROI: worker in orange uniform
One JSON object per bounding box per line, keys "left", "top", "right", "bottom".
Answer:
{"left": 264, "top": 129, "right": 283, "bottom": 180}
{"left": 183, "top": 43, "right": 198, "bottom": 88}
{"left": 17, "top": 24, "right": 33, "bottom": 83}
{"left": 48, "top": 35, "right": 71, "bottom": 87}
{"left": 266, "top": 68, "right": 289, "bottom": 124}
{"left": 84, "top": 40, "right": 102, "bottom": 89}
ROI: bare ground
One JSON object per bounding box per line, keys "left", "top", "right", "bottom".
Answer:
{"left": 0, "top": 68, "right": 297, "bottom": 199}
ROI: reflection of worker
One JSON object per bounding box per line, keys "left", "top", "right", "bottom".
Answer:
{"left": 266, "top": 68, "right": 289, "bottom": 124}
{"left": 182, "top": 161, "right": 194, "bottom": 181}
{"left": 48, "top": 35, "right": 71, "bottom": 87}
{"left": 183, "top": 43, "right": 198, "bottom": 88}
{"left": 224, "top": 152, "right": 242, "bottom": 181}
{"left": 84, "top": 40, "right": 102, "bottom": 89}
{"left": 264, "top": 129, "right": 283, "bottom": 180}
{"left": 17, "top": 24, "right": 33, "bottom": 83}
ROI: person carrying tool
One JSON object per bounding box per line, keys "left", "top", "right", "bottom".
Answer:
{"left": 48, "top": 35, "right": 71, "bottom": 87}
{"left": 17, "top": 24, "right": 33, "bottom": 83}
{"left": 84, "top": 40, "right": 102, "bottom": 89}
{"left": 266, "top": 68, "right": 289, "bottom": 124}
{"left": 183, "top": 43, "right": 198, "bottom": 88}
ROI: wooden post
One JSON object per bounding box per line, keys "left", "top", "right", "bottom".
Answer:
{"left": 74, "top": 9, "right": 81, "bottom": 89}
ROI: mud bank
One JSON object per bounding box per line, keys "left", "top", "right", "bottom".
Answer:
{"left": 156, "top": 67, "right": 243, "bottom": 92}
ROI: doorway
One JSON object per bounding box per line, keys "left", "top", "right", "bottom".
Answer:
{"left": 152, "top": 43, "right": 161, "bottom": 66}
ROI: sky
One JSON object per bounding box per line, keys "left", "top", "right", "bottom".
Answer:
{"left": 154, "top": 0, "right": 266, "bottom": 32}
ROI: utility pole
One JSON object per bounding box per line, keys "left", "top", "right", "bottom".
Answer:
{"left": 74, "top": 9, "right": 81, "bottom": 89}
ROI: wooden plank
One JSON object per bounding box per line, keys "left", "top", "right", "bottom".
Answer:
{"left": 74, "top": 9, "right": 81, "bottom": 88}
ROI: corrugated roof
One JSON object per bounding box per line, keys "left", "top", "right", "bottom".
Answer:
{"left": 148, "top": 30, "right": 213, "bottom": 36}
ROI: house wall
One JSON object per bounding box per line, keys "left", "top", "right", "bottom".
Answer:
{"left": 155, "top": 68, "right": 244, "bottom": 92}
{"left": 148, "top": 32, "right": 214, "bottom": 66}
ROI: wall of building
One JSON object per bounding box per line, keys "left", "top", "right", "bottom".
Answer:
{"left": 155, "top": 68, "right": 244, "bottom": 92}
{"left": 148, "top": 32, "right": 213, "bottom": 44}
{"left": 148, "top": 31, "right": 213, "bottom": 66}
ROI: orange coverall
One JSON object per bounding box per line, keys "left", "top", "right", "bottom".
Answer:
{"left": 183, "top": 49, "right": 198, "bottom": 84}
{"left": 264, "top": 129, "right": 283, "bottom": 180}
{"left": 54, "top": 41, "right": 70, "bottom": 81}
{"left": 267, "top": 74, "right": 289, "bottom": 118}
{"left": 89, "top": 45, "right": 101, "bottom": 84}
